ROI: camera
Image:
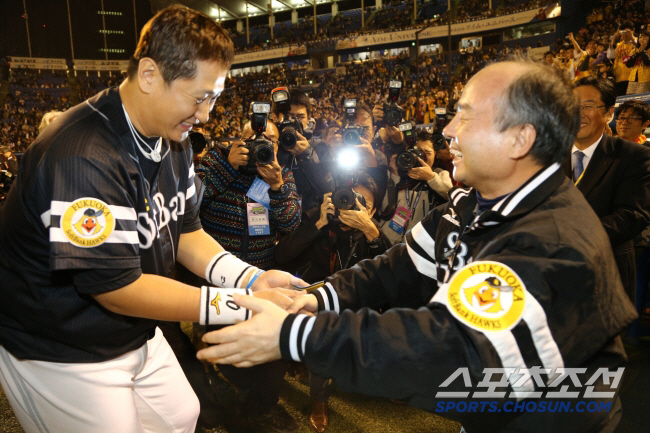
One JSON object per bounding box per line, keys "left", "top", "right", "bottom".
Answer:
{"left": 340, "top": 125, "right": 367, "bottom": 146}
{"left": 241, "top": 101, "right": 275, "bottom": 175}
{"left": 400, "top": 121, "right": 416, "bottom": 147}
{"left": 343, "top": 98, "right": 357, "bottom": 124}
{"left": 396, "top": 147, "right": 426, "bottom": 173}
{"left": 432, "top": 107, "right": 451, "bottom": 151}
{"left": 395, "top": 122, "right": 425, "bottom": 173}
{"left": 383, "top": 80, "right": 404, "bottom": 127}
{"left": 328, "top": 177, "right": 368, "bottom": 226}
{"left": 272, "top": 87, "right": 313, "bottom": 150}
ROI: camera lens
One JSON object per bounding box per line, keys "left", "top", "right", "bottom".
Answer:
{"left": 255, "top": 143, "right": 274, "bottom": 165}
{"left": 432, "top": 133, "right": 447, "bottom": 151}
{"left": 385, "top": 108, "right": 401, "bottom": 127}
{"left": 396, "top": 151, "right": 417, "bottom": 170}
{"left": 279, "top": 127, "right": 297, "bottom": 149}
{"left": 332, "top": 186, "right": 356, "bottom": 210}
{"left": 343, "top": 129, "right": 360, "bottom": 146}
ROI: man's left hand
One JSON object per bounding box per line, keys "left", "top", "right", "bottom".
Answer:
{"left": 257, "top": 155, "right": 284, "bottom": 191}
{"left": 197, "top": 294, "right": 286, "bottom": 367}
{"left": 408, "top": 157, "right": 436, "bottom": 181}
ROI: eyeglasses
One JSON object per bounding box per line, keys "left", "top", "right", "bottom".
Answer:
{"left": 616, "top": 115, "right": 642, "bottom": 123}
{"left": 580, "top": 104, "right": 606, "bottom": 113}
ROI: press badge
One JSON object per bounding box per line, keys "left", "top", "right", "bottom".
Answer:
{"left": 246, "top": 177, "right": 271, "bottom": 208}
{"left": 388, "top": 206, "right": 412, "bottom": 235}
{"left": 247, "top": 203, "right": 271, "bottom": 236}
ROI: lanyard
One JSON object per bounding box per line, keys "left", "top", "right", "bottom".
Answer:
{"left": 574, "top": 170, "right": 585, "bottom": 186}
{"left": 405, "top": 183, "right": 424, "bottom": 215}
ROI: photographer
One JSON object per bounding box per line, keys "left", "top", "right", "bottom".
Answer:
{"left": 381, "top": 129, "right": 452, "bottom": 244}
{"left": 316, "top": 101, "right": 388, "bottom": 203}
{"left": 196, "top": 119, "right": 301, "bottom": 270}
{"left": 275, "top": 88, "right": 331, "bottom": 214}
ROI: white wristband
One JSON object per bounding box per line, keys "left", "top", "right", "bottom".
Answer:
{"left": 205, "top": 252, "right": 260, "bottom": 288}
{"left": 199, "top": 286, "right": 252, "bottom": 325}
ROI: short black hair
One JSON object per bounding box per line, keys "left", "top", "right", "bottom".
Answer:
{"left": 574, "top": 76, "right": 617, "bottom": 110}
{"left": 127, "top": 5, "right": 234, "bottom": 83}
{"left": 289, "top": 88, "right": 311, "bottom": 118}
{"left": 355, "top": 172, "right": 380, "bottom": 212}
{"left": 496, "top": 61, "right": 581, "bottom": 166}
{"left": 416, "top": 129, "right": 433, "bottom": 143}
{"left": 616, "top": 100, "right": 650, "bottom": 123}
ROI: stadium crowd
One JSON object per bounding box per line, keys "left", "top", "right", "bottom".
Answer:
{"left": 1, "top": 2, "right": 650, "bottom": 433}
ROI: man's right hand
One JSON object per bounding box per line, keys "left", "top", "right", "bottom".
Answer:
{"left": 286, "top": 131, "right": 310, "bottom": 156}
{"left": 227, "top": 140, "right": 248, "bottom": 171}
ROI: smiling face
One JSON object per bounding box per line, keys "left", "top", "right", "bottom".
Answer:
{"left": 442, "top": 65, "right": 518, "bottom": 195}
{"left": 616, "top": 108, "right": 650, "bottom": 142}
{"left": 574, "top": 85, "right": 613, "bottom": 149}
{"left": 149, "top": 59, "right": 228, "bottom": 142}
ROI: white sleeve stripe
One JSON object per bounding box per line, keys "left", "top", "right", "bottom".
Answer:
{"left": 406, "top": 242, "right": 439, "bottom": 280}
{"left": 323, "top": 282, "right": 340, "bottom": 313}
{"left": 301, "top": 316, "right": 316, "bottom": 358}
{"left": 108, "top": 230, "right": 140, "bottom": 244}
{"left": 41, "top": 210, "right": 51, "bottom": 228}
{"left": 410, "top": 222, "right": 436, "bottom": 255}
{"left": 289, "top": 315, "right": 308, "bottom": 362}
{"left": 49, "top": 201, "right": 137, "bottom": 220}
{"left": 49, "top": 227, "right": 139, "bottom": 245}
{"left": 482, "top": 331, "right": 535, "bottom": 395}
{"left": 186, "top": 182, "right": 196, "bottom": 200}
{"left": 522, "top": 294, "right": 564, "bottom": 377}
{"left": 188, "top": 164, "right": 195, "bottom": 179}
{"left": 110, "top": 206, "right": 138, "bottom": 221}
{"left": 51, "top": 201, "right": 70, "bottom": 216}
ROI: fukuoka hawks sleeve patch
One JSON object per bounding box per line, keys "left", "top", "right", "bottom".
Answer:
{"left": 46, "top": 197, "right": 140, "bottom": 270}
{"left": 431, "top": 261, "right": 564, "bottom": 398}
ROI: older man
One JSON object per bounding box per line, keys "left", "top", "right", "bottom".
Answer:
{"left": 199, "top": 61, "right": 637, "bottom": 433}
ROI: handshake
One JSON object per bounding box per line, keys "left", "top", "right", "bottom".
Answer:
{"left": 196, "top": 272, "right": 321, "bottom": 368}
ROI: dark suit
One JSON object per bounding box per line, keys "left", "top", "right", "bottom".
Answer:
{"left": 563, "top": 135, "right": 650, "bottom": 302}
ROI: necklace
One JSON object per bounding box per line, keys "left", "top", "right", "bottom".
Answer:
{"left": 122, "top": 104, "right": 162, "bottom": 162}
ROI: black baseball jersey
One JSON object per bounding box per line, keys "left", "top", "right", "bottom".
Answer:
{"left": 0, "top": 88, "right": 203, "bottom": 362}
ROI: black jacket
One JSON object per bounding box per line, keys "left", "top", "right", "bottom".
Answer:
{"left": 562, "top": 135, "right": 650, "bottom": 300}
{"left": 279, "top": 163, "right": 637, "bottom": 433}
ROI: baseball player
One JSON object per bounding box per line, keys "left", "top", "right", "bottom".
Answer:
{"left": 0, "top": 6, "right": 302, "bottom": 433}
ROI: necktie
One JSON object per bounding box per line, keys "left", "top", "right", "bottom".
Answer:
{"left": 573, "top": 151, "right": 585, "bottom": 182}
